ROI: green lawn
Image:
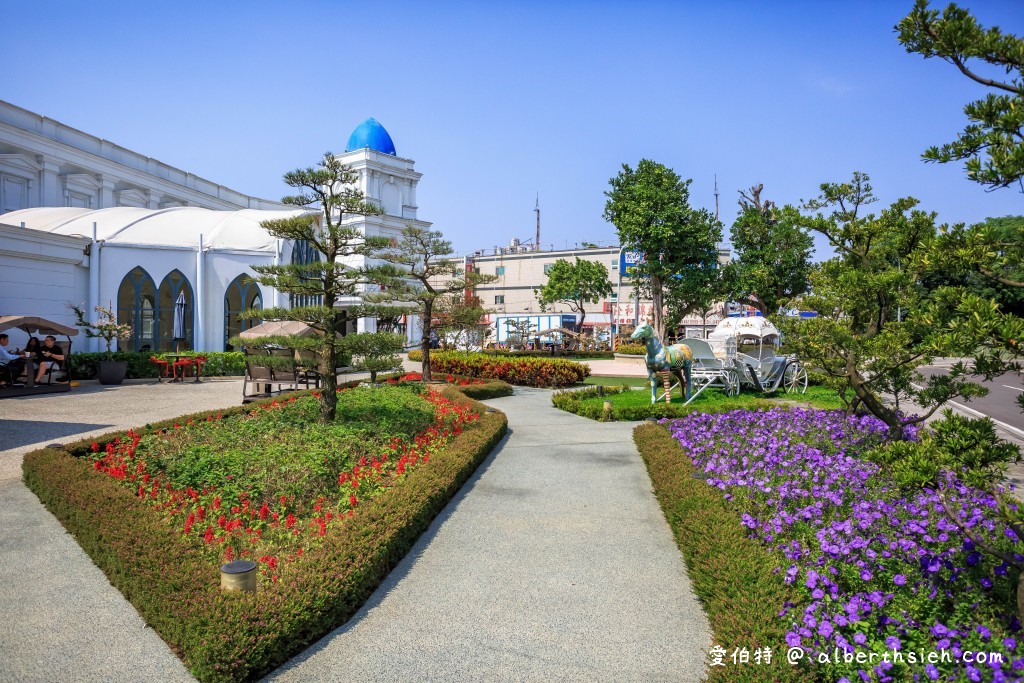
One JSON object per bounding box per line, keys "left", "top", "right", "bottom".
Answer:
{"left": 585, "top": 384, "right": 841, "bottom": 411}
{"left": 555, "top": 383, "right": 843, "bottom": 421}
{"left": 583, "top": 375, "right": 650, "bottom": 388}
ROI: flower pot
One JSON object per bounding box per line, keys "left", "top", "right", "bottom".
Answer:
{"left": 97, "top": 360, "right": 128, "bottom": 385}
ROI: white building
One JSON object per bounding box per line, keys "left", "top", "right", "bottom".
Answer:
{"left": 468, "top": 243, "right": 731, "bottom": 342}
{"left": 0, "top": 103, "right": 428, "bottom": 352}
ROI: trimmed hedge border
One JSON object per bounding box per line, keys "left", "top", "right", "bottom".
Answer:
{"left": 452, "top": 379, "right": 514, "bottom": 400}
{"left": 22, "top": 383, "right": 508, "bottom": 683}
{"left": 634, "top": 423, "right": 814, "bottom": 683}
{"left": 420, "top": 351, "right": 589, "bottom": 387}
{"left": 408, "top": 348, "right": 614, "bottom": 362}
{"left": 553, "top": 386, "right": 781, "bottom": 421}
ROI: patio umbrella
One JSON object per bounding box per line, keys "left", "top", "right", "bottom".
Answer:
{"left": 0, "top": 315, "right": 79, "bottom": 337}
{"left": 172, "top": 291, "right": 188, "bottom": 352}
{"left": 238, "top": 320, "right": 321, "bottom": 339}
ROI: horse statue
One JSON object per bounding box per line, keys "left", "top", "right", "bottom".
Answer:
{"left": 630, "top": 321, "right": 693, "bottom": 404}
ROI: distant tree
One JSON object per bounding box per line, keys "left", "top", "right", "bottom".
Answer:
{"left": 535, "top": 257, "right": 612, "bottom": 330}
{"left": 503, "top": 318, "right": 534, "bottom": 351}
{"left": 342, "top": 332, "right": 405, "bottom": 383}
{"left": 435, "top": 294, "right": 489, "bottom": 350}
{"left": 367, "top": 226, "right": 497, "bottom": 381}
{"left": 896, "top": 0, "right": 1024, "bottom": 190}
{"left": 245, "top": 153, "right": 387, "bottom": 423}
{"left": 786, "top": 172, "right": 989, "bottom": 439}
{"left": 604, "top": 159, "right": 722, "bottom": 340}
{"left": 726, "top": 184, "right": 813, "bottom": 316}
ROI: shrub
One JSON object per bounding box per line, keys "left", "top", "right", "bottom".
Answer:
{"left": 68, "top": 351, "right": 248, "bottom": 379}
{"left": 634, "top": 423, "right": 813, "bottom": 683}
{"left": 23, "top": 386, "right": 507, "bottom": 682}
{"left": 427, "top": 351, "right": 589, "bottom": 387}
{"left": 409, "top": 348, "right": 613, "bottom": 361}
{"left": 613, "top": 343, "right": 647, "bottom": 355}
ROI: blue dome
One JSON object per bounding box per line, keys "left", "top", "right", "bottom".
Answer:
{"left": 345, "top": 118, "right": 397, "bottom": 155}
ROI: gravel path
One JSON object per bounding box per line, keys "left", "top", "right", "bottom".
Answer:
{"left": 267, "top": 387, "right": 711, "bottom": 682}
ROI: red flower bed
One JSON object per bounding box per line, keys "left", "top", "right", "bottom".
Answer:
{"left": 85, "top": 389, "right": 478, "bottom": 582}
{"left": 427, "top": 351, "right": 589, "bottom": 387}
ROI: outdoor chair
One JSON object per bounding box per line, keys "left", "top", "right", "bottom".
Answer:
{"left": 150, "top": 355, "right": 171, "bottom": 382}
{"left": 192, "top": 355, "right": 208, "bottom": 382}
{"left": 40, "top": 340, "right": 72, "bottom": 385}
{"left": 172, "top": 356, "right": 195, "bottom": 381}
{"left": 242, "top": 349, "right": 298, "bottom": 402}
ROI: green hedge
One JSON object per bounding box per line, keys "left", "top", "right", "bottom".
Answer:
{"left": 424, "top": 351, "right": 589, "bottom": 387}
{"left": 68, "top": 351, "right": 247, "bottom": 379}
{"left": 23, "top": 385, "right": 507, "bottom": 683}
{"left": 408, "top": 348, "right": 614, "bottom": 362}
{"left": 612, "top": 343, "right": 647, "bottom": 355}
{"left": 552, "top": 386, "right": 780, "bottom": 421}
{"left": 452, "top": 379, "right": 514, "bottom": 400}
{"left": 633, "top": 424, "right": 814, "bottom": 683}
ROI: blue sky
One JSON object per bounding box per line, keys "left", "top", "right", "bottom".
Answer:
{"left": 3, "top": 1, "right": 1022, "bottom": 256}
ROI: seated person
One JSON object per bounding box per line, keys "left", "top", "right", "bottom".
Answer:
{"left": 0, "top": 333, "right": 27, "bottom": 386}
{"left": 35, "top": 335, "right": 66, "bottom": 384}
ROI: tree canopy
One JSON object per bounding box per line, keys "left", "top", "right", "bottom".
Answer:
{"left": 726, "top": 184, "right": 813, "bottom": 316}
{"left": 786, "top": 172, "right": 989, "bottom": 439}
{"left": 535, "top": 257, "right": 612, "bottom": 329}
{"left": 246, "top": 152, "right": 387, "bottom": 422}
{"left": 896, "top": 0, "right": 1024, "bottom": 190}
{"left": 367, "top": 226, "right": 496, "bottom": 380}
{"left": 603, "top": 159, "right": 722, "bottom": 340}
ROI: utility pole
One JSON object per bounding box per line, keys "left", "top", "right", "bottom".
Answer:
{"left": 535, "top": 193, "right": 541, "bottom": 252}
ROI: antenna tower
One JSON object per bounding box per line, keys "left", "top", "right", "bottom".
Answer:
{"left": 714, "top": 174, "right": 720, "bottom": 222}
{"left": 535, "top": 193, "right": 540, "bottom": 252}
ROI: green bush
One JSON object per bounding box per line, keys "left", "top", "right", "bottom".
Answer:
{"left": 23, "top": 385, "right": 507, "bottom": 683}
{"left": 633, "top": 424, "right": 814, "bottom": 683}
{"left": 613, "top": 343, "right": 647, "bottom": 355}
{"left": 68, "top": 351, "right": 248, "bottom": 379}
{"left": 452, "top": 380, "right": 514, "bottom": 400}
{"left": 408, "top": 348, "right": 614, "bottom": 361}
{"left": 427, "top": 351, "right": 589, "bottom": 387}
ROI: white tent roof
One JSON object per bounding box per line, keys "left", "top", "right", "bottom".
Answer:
{"left": 1, "top": 206, "right": 313, "bottom": 252}
{"left": 709, "top": 315, "right": 780, "bottom": 340}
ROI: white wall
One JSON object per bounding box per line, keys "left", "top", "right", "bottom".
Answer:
{"left": 0, "top": 224, "right": 89, "bottom": 348}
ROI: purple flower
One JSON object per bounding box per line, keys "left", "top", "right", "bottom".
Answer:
{"left": 925, "top": 664, "right": 940, "bottom": 680}
{"left": 893, "top": 574, "right": 906, "bottom": 586}
{"left": 854, "top": 632, "right": 867, "bottom": 645}
{"left": 886, "top": 635, "right": 901, "bottom": 651}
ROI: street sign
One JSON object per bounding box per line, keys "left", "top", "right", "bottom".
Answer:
{"left": 619, "top": 250, "right": 644, "bottom": 277}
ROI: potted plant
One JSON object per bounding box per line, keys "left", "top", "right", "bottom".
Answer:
{"left": 70, "top": 303, "right": 133, "bottom": 385}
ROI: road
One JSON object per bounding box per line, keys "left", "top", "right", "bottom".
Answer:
{"left": 919, "top": 365, "right": 1024, "bottom": 439}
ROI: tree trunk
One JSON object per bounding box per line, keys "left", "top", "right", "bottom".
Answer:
{"left": 850, "top": 371, "right": 904, "bottom": 440}
{"left": 421, "top": 301, "right": 433, "bottom": 382}
{"left": 651, "top": 276, "right": 666, "bottom": 341}
{"left": 318, "top": 340, "right": 337, "bottom": 422}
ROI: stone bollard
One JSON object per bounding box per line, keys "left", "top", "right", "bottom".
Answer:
{"left": 220, "top": 560, "right": 257, "bottom": 592}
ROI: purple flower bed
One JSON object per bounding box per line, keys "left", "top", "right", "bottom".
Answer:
{"left": 666, "top": 407, "right": 1024, "bottom": 682}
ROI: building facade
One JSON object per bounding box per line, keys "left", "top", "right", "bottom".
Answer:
{"left": 0, "top": 99, "right": 288, "bottom": 215}
{"left": 0, "top": 104, "right": 426, "bottom": 352}
{"left": 467, "top": 243, "right": 731, "bottom": 343}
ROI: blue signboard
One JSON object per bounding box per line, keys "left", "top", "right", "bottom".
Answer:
{"left": 619, "top": 250, "right": 644, "bottom": 277}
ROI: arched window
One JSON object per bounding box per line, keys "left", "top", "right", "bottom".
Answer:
{"left": 289, "top": 240, "right": 322, "bottom": 308}
{"left": 157, "top": 269, "right": 194, "bottom": 351}
{"left": 224, "top": 275, "right": 262, "bottom": 350}
{"left": 117, "top": 267, "right": 157, "bottom": 351}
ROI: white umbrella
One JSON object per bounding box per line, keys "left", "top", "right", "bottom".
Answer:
{"left": 172, "top": 291, "right": 188, "bottom": 351}
{"left": 239, "top": 320, "right": 321, "bottom": 339}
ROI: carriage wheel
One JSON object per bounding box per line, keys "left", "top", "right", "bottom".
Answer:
{"left": 783, "top": 361, "right": 809, "bottom": 394}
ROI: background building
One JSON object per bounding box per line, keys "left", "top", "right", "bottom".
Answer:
{"left": 468, "top": 242, "right": 730, "bottom": 343}
{"left": 0, "top": 103, "right": 426, "bottom": 352}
